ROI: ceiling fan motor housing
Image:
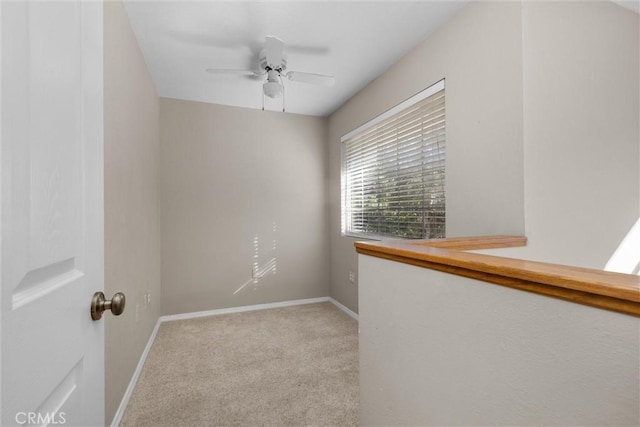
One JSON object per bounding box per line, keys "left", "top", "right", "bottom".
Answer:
{"left": 259, "top": 49, "right": 287, "bottom": 73}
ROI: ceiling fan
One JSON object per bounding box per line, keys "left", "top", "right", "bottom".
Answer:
{"left": 206, "top": 36, "right": 335, "bottom": 101}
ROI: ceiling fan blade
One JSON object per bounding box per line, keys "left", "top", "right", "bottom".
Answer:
{"left": 286, "top": 71, "right": 335, "bottom": 87}
{"left": 265, "top": 36, "right": 284, "bottom": 68}
{"left": 286, "top": 44, "right": 330, "bottom": 56}
{"left": 205, "top": 68, "right": 259, "bottom": 76}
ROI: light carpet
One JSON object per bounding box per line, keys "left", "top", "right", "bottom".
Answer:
{"left": 120, "top": 302, "right": 359, "bottom": 426}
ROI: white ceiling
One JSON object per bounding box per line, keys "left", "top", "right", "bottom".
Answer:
{"left": 123, "top": 1, "right": 467, "bottom": 116}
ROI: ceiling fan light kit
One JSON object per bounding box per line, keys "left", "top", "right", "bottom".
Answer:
{"left": 263, "top": 70, "right": 283, "bottom": 99}
{"left": 206, "top": 36, "right": 335, "bottom": 110}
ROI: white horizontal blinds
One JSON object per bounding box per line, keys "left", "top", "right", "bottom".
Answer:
{"left": 343, "top": 86, "right": 445, "bottom": 239}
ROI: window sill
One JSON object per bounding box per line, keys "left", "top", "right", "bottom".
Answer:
{"left": 355, "top": 235, "right": 640, "bottom": 317}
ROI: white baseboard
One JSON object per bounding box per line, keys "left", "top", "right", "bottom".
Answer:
{"left": 110, "top": 318, "right": 161, "bottom": 427}
{"left": 328, "top": 297, "right": 359, "bottom": 321}
{"left": 159, "top": 296, "right": 330, "bottom": 323}
{"left": 112, "top": 295, "right": 358, "bottom": 426}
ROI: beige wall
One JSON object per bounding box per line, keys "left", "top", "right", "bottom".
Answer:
{"left": 328, "top": 1, "right": 525, "bottom": 313}
{"left": 521, "top": 1, "right": 639, "bottom": 268}
{"left": 160, "top": 99, "right": 328, "bottom": 315}
{"left": 104, "top": 2, "right": 161, "bottom": 425}
{"left": 359, "top": 255, "right": 639, "bottom": 425}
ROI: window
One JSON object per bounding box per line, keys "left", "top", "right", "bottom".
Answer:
{"left": 341, "top": 80, "right": 445, "bottom": 240}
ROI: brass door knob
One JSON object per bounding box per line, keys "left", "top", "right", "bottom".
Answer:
{"left": 91, "top": 291, "right": 126, "bottom": 320}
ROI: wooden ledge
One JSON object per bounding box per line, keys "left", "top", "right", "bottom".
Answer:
{"left": 355, "top": 236, "right": 640, "bottom": 317}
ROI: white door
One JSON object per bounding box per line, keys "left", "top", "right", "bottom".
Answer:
{"left": 1, "top": 1, "right": 105, "bottom": 426}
